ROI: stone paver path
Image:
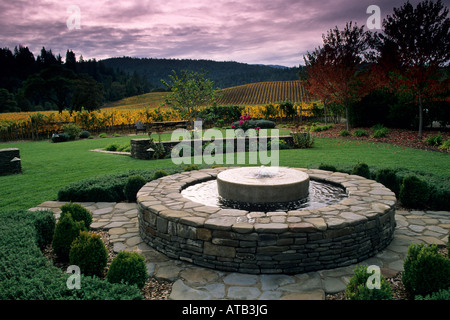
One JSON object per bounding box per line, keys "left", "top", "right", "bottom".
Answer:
{"left": 30, "top": 201, "right": 449, "bottom": 300}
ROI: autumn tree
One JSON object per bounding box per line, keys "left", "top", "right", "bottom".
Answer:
{"left": 373, "top": 0, "right": 450, "bottom": 137}
{"left": 303, "top": 22, "right": 374, "bottom": 130}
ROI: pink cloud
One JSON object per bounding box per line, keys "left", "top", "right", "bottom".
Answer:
{"left": 0, "top": 0, "right": 425, "bottom": 66}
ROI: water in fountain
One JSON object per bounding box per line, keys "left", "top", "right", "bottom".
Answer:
{"left": 182, "top": 166, "right": 347, "bottom": 212}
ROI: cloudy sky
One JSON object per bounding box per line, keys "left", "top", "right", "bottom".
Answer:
{"left": 0, "top": 0, "right": 426, "bottom": 67}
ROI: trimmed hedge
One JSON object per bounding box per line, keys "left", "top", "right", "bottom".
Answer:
{"left": 0, "top": 209, "right": 143, "bottom": 300}
{"left": 315, "top": 164, "right": 449, "bottom": 211}
{"left": 231, "top": 119, "right": 276, "bottom": 129}
{"left": 58, "top": 168, "right": 186, "bottom": 203}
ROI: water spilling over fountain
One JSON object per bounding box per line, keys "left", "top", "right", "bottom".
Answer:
{"left": 137, "top": 167, "right": 397, "bottom": 274}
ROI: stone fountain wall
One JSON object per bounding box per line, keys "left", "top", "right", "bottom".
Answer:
{"left": 137, "top": 168, "right": 397, "bottom": 274}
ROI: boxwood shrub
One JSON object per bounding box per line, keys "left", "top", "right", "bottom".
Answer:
{"left": 351, "top": 162, "right": 371, "bottom": 179}
{"left": 399, "top": 175, "right": 430, "bottom": 209}
{"left": 60, "top": 202, "right": 93, "bottom": 230}
{"left": 52, "top": 213, "right": 86, "bottom": 261}
{"left": 345, "top": 265, "right": 393, "bottom": 300}
{"left": 375, "top": 168, "right": 400, "bottom": 195}
{"left": 123, "top": 175, "right": 147, "bottom": 202}
{"left": 107, "top": 251, "right": 148, "bottom": 289}
{"left": 402, "top": 243, "right": 450, "bottom": 298}
{"left": 69, "top": 231, "right": 108, "bottom": 277}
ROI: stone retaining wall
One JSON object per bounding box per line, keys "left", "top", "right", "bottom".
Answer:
{"left": 0, "top": 148, "right": 22, "bottom": 176}
{"left": 131, "top": 136, "right": 294, "bottom": 161}
{"left": 130, "top": 138, "right": 153, "bottom": 160}
{"left": 137, "top": 168, "right": 397, "bottom": 274}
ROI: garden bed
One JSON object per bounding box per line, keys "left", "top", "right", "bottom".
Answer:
{"left": 305, "top": 123, "right": 449, "bottom": 153}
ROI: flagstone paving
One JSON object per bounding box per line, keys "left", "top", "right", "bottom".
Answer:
{"left": 31, "top": 201, "right": 449, "bottom": 300}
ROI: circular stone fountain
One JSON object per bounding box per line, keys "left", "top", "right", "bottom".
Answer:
{"left": 137, "top": 167, "right": 397, "bottom": 274}
{"left": 217, "top": 166, "right": 310, "bottom": 205}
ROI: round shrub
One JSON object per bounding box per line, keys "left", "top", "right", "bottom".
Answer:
{"left": 345, "top": 265, "right": 393, "bottom": 300}
{"left": 60, "top": 202, "right": 93, "bottom": 230}
{"left": 402, "top": 243, "right": 450, "bottom": 298}
{"left": 123, "top": 175, "right": 147, "bottom": 202}
{"left": 399, "top": 175, "right": 430, "bottom": 208}
{"left": 52, "top": 213, "right": 85, "bottom": 261}
{"left": 375, "top": 168, "right": 400, "bottom": 195}
{"left": 153, "top": 169, "right": 168, "bottom": 180}
{"left": 69, "top": 231, "right": 108, "bottom": 277}
{"left": 351, "top": 162, "right": 371, "bottom": 179}
{"left": 106, "top": 251, "right": 148, "bottom": 289}
{"left": 184, "top": 164, "right": 199, "bottom": 171}
{"left": 105, "top": 142, "right": 120, "bottom": 151}
{"left": 79, "top": 130, "right": 91, "bottom": 139}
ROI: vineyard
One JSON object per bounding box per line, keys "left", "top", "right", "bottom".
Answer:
{"left": 216, "top": 80, "right": 309, "bottom": 105}
{"left": 0, "top": 81, "right": 316, "bottom": 141}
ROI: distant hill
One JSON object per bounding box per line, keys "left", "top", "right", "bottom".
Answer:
{"left": 217, "top": 80, "right": 308, "bottom": 105}
{"left": 100, "top": 57, "right": 301, "bottom": 90}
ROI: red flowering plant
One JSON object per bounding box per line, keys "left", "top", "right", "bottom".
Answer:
{"left": 231, "top": 113, "right": 260, "bottom": 136}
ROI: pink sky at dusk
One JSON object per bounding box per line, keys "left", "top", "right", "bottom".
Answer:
{"left": 0, "top": 0, "right": 426, "bottom": 66}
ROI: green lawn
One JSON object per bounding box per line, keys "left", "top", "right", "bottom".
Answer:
{"left": 1, "top": 134, "right": 448, "bottom": 211}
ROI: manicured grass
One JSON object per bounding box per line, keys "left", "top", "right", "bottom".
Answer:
{"left": 0, "top": 135, "right": 448, "bottom": 211}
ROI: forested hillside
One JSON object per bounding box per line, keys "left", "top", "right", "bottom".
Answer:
{"left": 0, "top": 46, "right": 152, "bottom": 113}
{"left": 100, "top": 57, "right": 301, "bottom": 89}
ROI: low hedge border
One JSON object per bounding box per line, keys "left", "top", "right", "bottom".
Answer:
{"left": 57, "top": 166, "right": 199, "bottom": 203}
{"left": 0, "top": 209, "right": 143, "bottom": 300}
{"left": 58, "top": 163, "right": 448, "bottom": 211}
{"left": 318, "top": 163, "right": 449, "bottom": 211}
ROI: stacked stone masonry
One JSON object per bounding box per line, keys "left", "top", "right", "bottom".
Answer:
{"left": 137, "top": 167, "right": 397, "bottom": 274}
{"left": 130, "top": 139, "right": 152, "bottom": 160}
{"left": 0, "top": 148, "right": 22, "bottom": 176}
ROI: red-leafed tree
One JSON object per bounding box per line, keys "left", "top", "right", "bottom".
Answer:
{"left": 303, "top": 22, "right": 375, "bottom": 130}
{"left": 373, "top": 0, "right": 450, "bottom": 137}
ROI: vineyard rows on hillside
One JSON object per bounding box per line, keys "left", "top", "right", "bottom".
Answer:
{"left": 217, "top": 80, "right": 309, "bottom": 105}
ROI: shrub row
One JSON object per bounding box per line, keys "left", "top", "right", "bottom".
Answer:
{"left": 53, "top": 203, "right": 148, "bottom": 288}
{"left": 0, "top": 209, "right": 143, "bottom": 300}
{"left": 58, "top": 168, "right": 186, "bottom": 203}
{"left": 318, "top": 162, "right": 449, "bottom": 211}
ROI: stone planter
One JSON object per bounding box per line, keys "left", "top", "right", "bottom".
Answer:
{"left": 0, "top": 148, "right": 22, "bottom": 176}
{"left": 130, "top": 138, "right": 153, "bottom": 160}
